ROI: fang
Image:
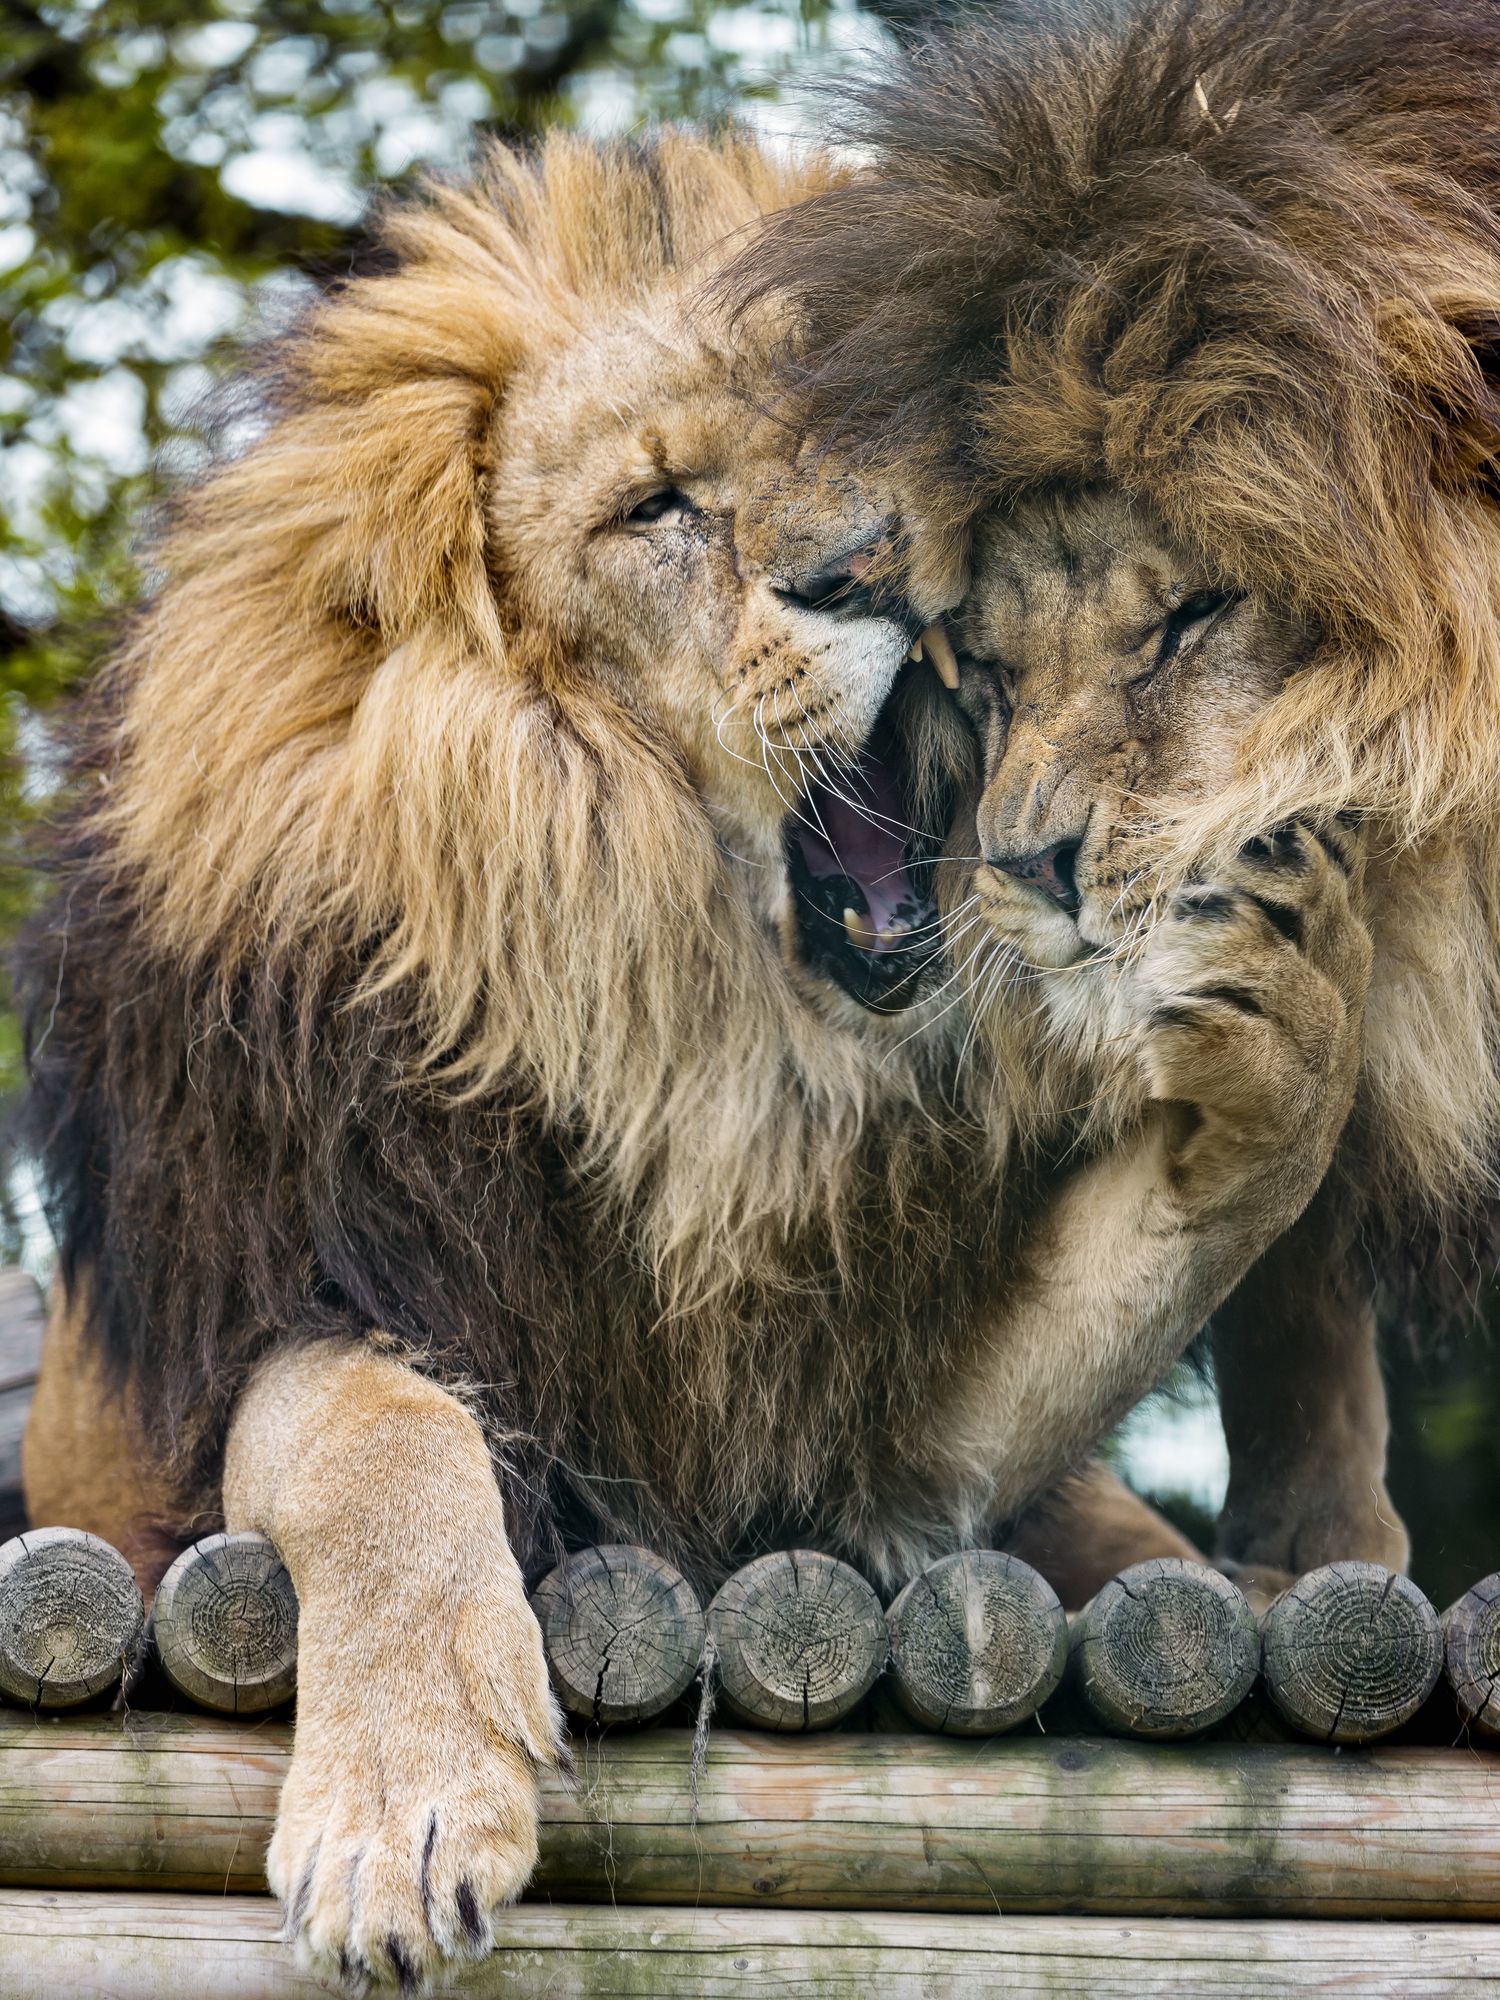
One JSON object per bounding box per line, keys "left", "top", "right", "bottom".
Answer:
{"left": 921, "top": 622, "right": 960, "bottom": 691}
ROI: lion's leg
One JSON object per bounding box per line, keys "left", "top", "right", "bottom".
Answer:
{"left": 1001, "top": 1459, "right": 1200, "bottom": 1610}
{"left": 22, "top": 1275, "right": 190, "bottom": 1595}
{"left": 1212, "top": 1190, "right": 1408, "bottom": 1588}
{"left": 222, "top": 1340, "right": 561, "bottom": 1990}
{"left": 934, "top": 819, "right": 1370, "bottom": 1528}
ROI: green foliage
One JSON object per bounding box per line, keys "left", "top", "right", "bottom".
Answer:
{"left": 0, "top": 0, "right": 875, "bottom": 1107}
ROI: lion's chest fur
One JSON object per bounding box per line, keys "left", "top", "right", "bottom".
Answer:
{"left": 20, "top": 867, "right": 1015, "bottom": 1593}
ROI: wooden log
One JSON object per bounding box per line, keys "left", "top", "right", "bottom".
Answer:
{"left": 0, "top": 1529, "right": 143, "bottom": 1709}
{"left": 706, "top": 1550, "right": 886, "bottom": 1730}
{"left": 1443, "top": 1571, "right": 1500, "bottom": 1741}
{"left": 531, "top": 1544, "right": 704, "bottom": 1727}
{"left": 149, "top": 1534, "right": 297, "bottom": 1717}
{"left": 1261, "top": 1562, "right": 1443, "bottom": 1744}
{"left": 885, "top": 1549, "right": 1066, "bottom": 1735}
{"left": 2, "top": 1894, "right": 1498, "bottom": 2000}
{"left": 4, "top": 1714, "right": 1500, "bottom": 1918}
{"left": 1070, "top": 1558, "right": 1260, "bottom": 1740}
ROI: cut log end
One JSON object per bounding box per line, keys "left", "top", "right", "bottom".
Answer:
{"left": 532, "top": 1544, "right": 705, "bottom": 1727}
{"left": 151, "top": 1533, "right": 298, "bottom": 1716}
{"left": 1443, "top": 1571, "right": 1500, "bottom": 1741}
{"left": 0, "top": 1527, "right": 144, "bottom": 1708}
{"left": 1262, "top": 1561, "right": 1442, "bottom": 1744}
{"left": 886, "top": 1549, "right": 1066, "bottom": 1735}
{"left": 707, "top": 1549, "right": 886, "bottom": 1731}
{"left": 1070, "top": 1558, "right": 1259, "bottom": 1740}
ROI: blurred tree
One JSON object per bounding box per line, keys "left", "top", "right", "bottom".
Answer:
{"left": 0, "top": 0, "right": 874, "bottom": 1109}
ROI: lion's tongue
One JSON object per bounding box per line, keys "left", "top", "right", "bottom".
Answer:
{"left": 795, "top": 761, "right": 921, "bottom": 952}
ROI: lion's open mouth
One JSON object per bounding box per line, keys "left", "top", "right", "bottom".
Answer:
{"left": 784, "top": 666, "right": 952, "bottom": 1013}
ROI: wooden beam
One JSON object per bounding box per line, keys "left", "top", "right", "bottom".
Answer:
{"left": 886, "top": 1548, "right": 1066, "bottom": 1735}
{"left": 1444, "top": 1572, "right": 1500, "bottom": 1740}
{"left": 1070, "top": 1559, "right": 1260, "bottom": 1740}
{"left": 532, "top": 1543, "right": 704, "bottom": 1726}
{"left": 0, "top": 1529, "right": 143, "bottom": 1708}
{"left": 707, "top": 1551, "right": 886, "bottom": 1730}
{"left": 149, "top": 1533, "right": 297, "bottom": 1716}
{"left": 1261, "top": 1562, "right": 1443, "bottom": 1743}
{"left": 1, "top": 1715, "right": 1498, "bottom": 1918}
{"left": 0, "top": 1893, "right": 1497, "bottom": 1998}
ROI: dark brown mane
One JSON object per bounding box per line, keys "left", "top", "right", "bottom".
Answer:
{"left": 728, "top": 0, "right": 1500, "bottom": 627}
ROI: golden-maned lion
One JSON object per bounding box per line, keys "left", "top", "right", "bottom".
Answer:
{"left": 735, "top": 0, "right": 1500, "bottom": 1592}
{"left": 17, "top": 128, "right": 1353, "bottom": 1987}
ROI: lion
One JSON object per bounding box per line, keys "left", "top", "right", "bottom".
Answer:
{"left": 730, "top": 0, "right": 1500, "bottom": 1592}
{"left": 14, "top": 127, "right": 1359, "bottom": 1988}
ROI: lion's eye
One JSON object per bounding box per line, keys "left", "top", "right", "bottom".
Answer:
{"left": 622, "top": 486, "right": 690, "bottom": 527}
{"left": 1154, "top": 588, "right": 1239, "bottom": 669}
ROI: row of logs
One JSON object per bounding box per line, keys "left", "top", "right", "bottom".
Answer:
{"left": 1, "top": 1527, "right": 1497, "bottom": 1745}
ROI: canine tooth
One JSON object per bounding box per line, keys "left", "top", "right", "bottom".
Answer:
{"left": 921, "top": 622, "right": 960, "bottom": 691}
{"left": 843, "top": 906, "right": 878, "bottom": 952}
{"left": 907, "top": 638, "right": 924, "bottom": 663}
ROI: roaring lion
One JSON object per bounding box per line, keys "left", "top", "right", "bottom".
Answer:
{"left": 16, "top": 128, "right": 1356, "bottom": 1985}
{"left": 735, "top": 0, "right": 1500, "bottom": 1590}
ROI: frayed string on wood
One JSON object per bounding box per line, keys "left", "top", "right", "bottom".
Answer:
{"left": 689, "top": 1629, "right": 718, "bottom": 1823}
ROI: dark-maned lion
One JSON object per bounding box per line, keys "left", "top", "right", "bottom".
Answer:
{"left": 734, "top": 0, "right": 1500, "bottom": 1592}
{"left": 17, "top": 128, "right": 1353, "bottom": 1987}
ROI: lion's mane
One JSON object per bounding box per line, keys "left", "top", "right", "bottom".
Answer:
{"left": 16, "top": 132, "right": 1007, "bottom": 1585}
{"left": 731, "top": 0, "right": 1500, "bottom": 1302}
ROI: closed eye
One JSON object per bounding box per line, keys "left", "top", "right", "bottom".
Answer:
{"left": 1151, "top": 588, "right": 1240, "bottom": 671}
{"left": 620, "top": 486, "right": 692, "bottom": 528}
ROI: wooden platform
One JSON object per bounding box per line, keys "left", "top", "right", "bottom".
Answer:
{"left": 2, "top": 1896, "right": 1497, "bottom": 1997}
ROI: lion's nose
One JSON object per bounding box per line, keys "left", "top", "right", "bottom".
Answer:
{"left": 775, "top": 515, "right": 904, "bottom": 620}
{"left": 987, "top": 840, "right": 1082, "bottom": 913}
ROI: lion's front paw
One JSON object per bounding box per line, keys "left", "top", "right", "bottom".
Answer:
{"left": 271, "top": 1592, "right": 561, "bottom": 1993}
{"left": 1135, "top": 817, "right": 1370, "bottom": 1224}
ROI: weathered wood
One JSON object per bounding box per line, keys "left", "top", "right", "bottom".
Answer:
{"left": 707, "top": 1550, "right": 886, "bottom": 1730}
{"left": 531, "top": 1544, "right": 704, "bottom": 1726}
{"left": 1, "top": 1895, "right": 1497, "bottom": 1998}
{"left": 0, "top": 1529, "right": 143, "bottom": 1709}
{"left": 3, "top": 1714, "right": 1500, "bottom": 1918}
{"left": 1444, "top": 1571, "right": 1500, "bottom": 1740}
{"left": 1261, "top": 1562, "right": 1442, "bottom": 1743}
{"left": 1070, "top": 1559, "right": 1260, "bottom": 1740}
{"left": 149, "top": 1534, "right": 297, "bottom": 1716}
{"left": 886, "top": 1549, "right": 1066, "bottom": 1735}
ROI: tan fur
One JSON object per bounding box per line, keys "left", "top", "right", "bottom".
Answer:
{"left": 223, "top": 1342, "right": 557, "bottom": 1984}
{"left": 1002, "top": 1460, "right": 1200, "bottom": 1610}
{"left": 22, "top": 1285, "right": 191, "bottom": 1595}
{"left": 947, "top": 490, "right": 1404, "bottom": 1574}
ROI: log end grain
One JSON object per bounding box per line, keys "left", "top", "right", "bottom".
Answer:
{"left": 532, "top": 1544, "right": 705, "bottom": 1727}
{"left": 707, "top": 1550, "right": 886, "bottom": 1731}
{"left": 151, "top": 1533, "right": 298, "bottom": 1716}
{"left": 886, "top": 1549, "right": 1066, "bottom": 1735}
{"left": 1443, "top": 1572, "right": 1500, "bottom": 1741}
{"left": 0, "top": 1528, "right": 144, "bottom": 1708}
{"left": 1071, "top": 1559, "right": 1259, "bottom": 1740}
{"left": 1262, "top": 1561, "right": 1442, "bottom": 1744}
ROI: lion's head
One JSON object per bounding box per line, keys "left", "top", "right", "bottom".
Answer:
{"left": 75, "top": 130, "right": 971, "bottom": 1327}
{"left": 730, "top": 0, "right": 1500, "bottom": 1238}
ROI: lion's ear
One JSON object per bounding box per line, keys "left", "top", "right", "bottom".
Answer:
{"left": 1418, "top": 302, "right": 1500, "bottom": 496}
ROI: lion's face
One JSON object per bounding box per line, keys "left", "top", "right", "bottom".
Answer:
{"left": 491, "top": 309, "right": 966, "bottom": 1013}
{"left": 950, "top": 487, "right": 1319, "bottom": 967}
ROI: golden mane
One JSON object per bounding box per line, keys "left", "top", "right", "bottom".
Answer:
{"left": 79, "top": 129, "right": 977, "bottom": 1334}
